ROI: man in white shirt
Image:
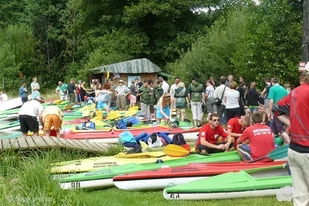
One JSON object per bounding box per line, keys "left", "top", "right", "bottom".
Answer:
{"left": 214, "top": 76, "right": 229, "bottom": 124}
{"left": 170, "top": 77, "right": 180, "bottom": 109}
{"left": 31, "top": 77, "right": 40, "bottom": 94}
{"left": 18, "top": 91, "right": 45, "bottom": 137}
{"left": 115, "top": 80, "right": 130, "bottom": 110}
{"left": 158, "top": 76, "right": 169, "bottom": 94}
{"left": 0, "top": 90, "right": 8, "bottom": 102}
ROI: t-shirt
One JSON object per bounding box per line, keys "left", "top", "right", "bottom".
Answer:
{"left": 19, "top": 86, "right": 28, "bottom": 98}
{"left": 31, "top": 82, "right": 40, "bottom": 93}
{"left": 162, "top": 81, "right": 170, "bottom": 94}
{"left": 205, "top": 85, "right": 215, "bottom": 98}
{"left": 239, "top": 124, "right": 275, "bottom": 159}
{"left": 67, "top": 83, "right": 76, "bottom": 94}
{"left": 170, "top": 83, "right": 179, "bottom": 97}
{"left": 57, "top": 84, "right": 68, "bottom": 95}
{"left": 129, "top": 84, "right": 137, "bottom": 96}
{"left": 264, "top": 83, "right": 272, "bottom": 98}
{"left": 226, "top": 117, "right": 243, "bottom": 147}
{"left": 115, "top": 85, "right": 129, "bottom": 96}
{"left": 18, "top": 100, "right": 43, "bottom": 117}
{"left": 268, "top": 84, "right": 288, "bottom": 104}
{"left": 225, "top": 89, "right": 240, "bottom": 109}
{"left": 196, "top": 124, "right": 229, "bottom": 148}
{"left": 214, "top": 85, "right": 229, "bottom": 106}
{"left": 42, "top": 105, "right": 63, "bottom": 120}
{"left": 97, "top": 90, "right": 110, "bottom": 103}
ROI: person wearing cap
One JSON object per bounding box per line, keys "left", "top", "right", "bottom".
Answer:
{"left": 18, "top": 91, "right": 45, "bottom": 138}
{"left": 115, "top": 80, "right": 129, "bottom": 110}
{"left": 55, "top": 81, "right": 68, "bottom": 100}
{"left": 187, "top": 77, "right": 205, "bottom": 127}
{"left": 42, "top": 105, "right": 63, "bottom": 138}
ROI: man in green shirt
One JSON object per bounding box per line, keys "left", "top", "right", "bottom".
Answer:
{"left": 138, "top": 79, "right": 151, "bottom": 118}
{"left": 55, "top": 81, "right": 68, "bottom": 100}
{"left": 268, "top": 78, "right": 289, "bottom": 143}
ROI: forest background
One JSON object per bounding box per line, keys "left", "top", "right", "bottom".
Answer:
{"left": 0, "top": 0, "right": 304, "bottom": 91}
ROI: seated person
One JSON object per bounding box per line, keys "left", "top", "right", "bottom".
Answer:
{"left": 196, "top": 113, "right": 233, "bottom": 154}
{"left": 237, "top": 112, "right": 275, "bottom": 161}
{"left": 43, "top": 105, "right": 63, "bottom": 138}
{"left": 226, "top": 115, "right": 251, "bottom": 149}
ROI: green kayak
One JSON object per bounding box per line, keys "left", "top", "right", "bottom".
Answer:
{"left": 0, "top": 120, "right": 20, "bottom": 131}
{"left": 163, "top": 164, "right": 292, "bottom": 200}
{"left": 59, "top": 151, "right": 241, "bottom": 190}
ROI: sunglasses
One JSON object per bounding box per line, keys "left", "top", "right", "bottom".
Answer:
{"left": 164, "top": 96, "right": 171, "bottom": 98}
{"left": 212, "top": 119, "right": 220, "bottom": 122}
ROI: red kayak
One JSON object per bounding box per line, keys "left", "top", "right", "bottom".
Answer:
{"left": 62, "top": 125, "right": 199, "bottom": 143}
{"left": 113, "top": 161, "right": 287, "bottom": 191}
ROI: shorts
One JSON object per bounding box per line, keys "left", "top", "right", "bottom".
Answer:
{"left": 44, "top": 114, "right": 61, "bottom": 131}
{"left": 206, "top": 97, "right": 217, "bottom": 113}
{"left": 196, "top": 142, "right": 234, "bottom": 154}
{"left": 19, "top": 115, "right": 39, "bottom": 133}
{"left": 97, "top": 102, "right": 108, "bottom": 110}
{"left": 270, "top": 116, "right": 285, "bottom": 135}
{"left": 156, "top": 107, "right": 170, "bottom": 119}
{"left": 238, "top": 144, "right": 252, "bottom": 160}
{"left": 264, "top": 98, "right": 270, "bottom": 109}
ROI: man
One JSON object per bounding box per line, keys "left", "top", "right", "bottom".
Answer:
{"left": 18, "top": 91, "right": 44, "bottom": 138}
{"left": 67, "top": 78, "right": 76, "bottom": 103}
{"left": 19, "top": 81, "right": 28, "bottom": 104}
{"left": 159, "top": 76, "right": 169, "bottom": 94}
{"left": 31, "top": 77, "right": 40, "bottom": 94}
{"left": 138, "top": 79, "right": 151, "bottom": 117}
{"left": 237, "top": 112, "right": 275, "bottom": 161}
{"left": 267, "top": 78, "right": 289, "bottom": 143}
{"left": 196, "top": 113, "right": 233, "bottom": 154}
{"left": 226, "top": 115, "right": 251, "bottom": 149}
{"left": 187, "top": 77, "right": 205, "bottom": 127}
{"left": 0, "top": 90, "right": 8, "bottom": 102}
{"left": 277, "top": 69, "right": 309, "bottom": 206}
{"left": 261, "top": 77, "right": 272, "bottom": 112}
{"left": 115, "top": 79, "right": 130, "bottom": 111}
{"left": 170, "top": 77, "right": 180, "bottom": 109}
{"left": 42, "top": 105, "right": 63, "bottom": 138}
{"left": 55, "top": 81, "right": 68, "bottom": 100}
{"left": 214, "top": 76, "right": 228, "bottom": 124}
{"left": 225, "top": 74, "right": 233, "bottom": 88}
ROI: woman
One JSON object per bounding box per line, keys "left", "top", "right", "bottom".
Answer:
{"left": 79, "top": 80, "right": 87, "bottom": 103}
{"left": 94, "top": 83, "right": 111, "bottom": 114}
{"left": 246, "top": 81, "right": 260, "bottom": 114}
{"left": 224, "top": 81, "right": 240, "bottom": 122}
{"left": 129, "top": 80, "right": 137, "bottom": 107}
{"left": 156, "top": 93, "right": 172, "bottom": 125}
{"left": 174, "top": 82, "right": 188, "bottom": 122}
{"left": 205, "top": 80, "right": 216, "bottom": 121}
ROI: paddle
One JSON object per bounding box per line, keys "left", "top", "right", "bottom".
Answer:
{"left": 164, "top": 144, "right": 206, "bottom": 157}
{"left": 249, "top": 144, "right": 289, "bottom": 163}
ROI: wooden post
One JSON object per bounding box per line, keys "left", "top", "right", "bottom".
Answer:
{"left": 302, "top": 0, "right": 309, "bottom": 62}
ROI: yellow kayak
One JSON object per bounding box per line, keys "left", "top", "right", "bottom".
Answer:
{"left": 50, "top": 151, "right": 178, "bottom": 174}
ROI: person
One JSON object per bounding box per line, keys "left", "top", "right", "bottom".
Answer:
{"left": 284, "top": 83, "right": 291, "bottom": 94}
{"left": 115, "top": 80, "right": 130, "bottom": 110}
{"left": 67, "top": 78, "right": 76, "bottom": 103}
{"left": 55, "top": 81, "right": 68, "bottom": 100}
{"left": 174, "top": 82, "right": 188, "bottom": 122}
{"left": 18, "top": 91, "right": 45, "bottom": 138}
{"left": 205, "top": 79, "right": 216, "bottom": 121}
{"left": 0, "top": 90, "right": 8, "bottom": 102}
{"left": 138, "top": 79, "right": 151, "bottom": 117}
{"left": 226, "top": 115, "right": 251, "bottom": 149}
{"left": 223, "top": 81, "right": 240, "bottom": 122}
{"left": 237, "top": 82, "right": 246, "bottom": 116}
{"left": 246, "top": 81, "right": 260, "bottom": 114}
{"left": 129, "top": 80, "right": 137, "bottom": 107}
{"left": 94, "top": 83, "right": 111, "bottom": 113}
{"left": 31, "top": 77, "right": 40, "bottom": 94}
{"left": 237, "top": 112, "right": 275, "bottom": 161}
{"left": 170, "top": 77, "right": 180, "bottom": 109}
{"left": 225, "top": 74, "right": 233, "bottom": 88}
{"left": 214, "top": 76, "right": 228, "bottom": 124}
{"left": 42, "top": 105, "right": 63, "bottom": 138}
{"left": 156, "top": 93, "right": 172, "bottom": 125}
{"left": 187, "top": 77, "right": 205, "bottom": 127}
{"left": 151, "top": 79, "right": 164, "bottom": 117}
{"left": 79, "top": 80, "right": 87, "bottom": 103}
{"left": 278, "top": 69, "right": 309, "bottom": 206}
{"left": 209, "top": 76, "right": 216, "bottom": 87}
{"left": 261, "top": 77, "right": 272, "bottom": 113}
{"left": 159, "top": 76, "right": 169, "bottom": 94}
{"left": 267, "top": 78, "right": 289, "bottom": 143}
{"left": 196, "top": 113, "right": 233, "bottom": 154}
{"left": 19, "top": 81, "right": 28, "bottom": 104}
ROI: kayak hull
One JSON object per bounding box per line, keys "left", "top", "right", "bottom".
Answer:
{"left": 60, "top": 178, "right": 113, "bottom": 190}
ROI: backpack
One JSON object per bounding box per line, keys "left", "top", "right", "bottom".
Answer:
{"left": 115, "top": 119, "right": 127, "bottom": 129}
{"left": 81, "top": 121, "right": 95, "bottom": 130}
{"left": 147, "top": 133, "right": 163, "bottom": 148}
{"left": 172, "top": 133, "right": 186, "bottom": 146}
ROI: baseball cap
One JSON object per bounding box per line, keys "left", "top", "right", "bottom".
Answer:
{"left": 31, "top": 91, "right": 45, "bottom": 102}
{"left": 119, "top": 80, "right": 123, "bottom": 83}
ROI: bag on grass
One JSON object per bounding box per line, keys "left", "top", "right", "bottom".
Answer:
{"left": 172, "top": 133, "right": 186, "bottom": 146}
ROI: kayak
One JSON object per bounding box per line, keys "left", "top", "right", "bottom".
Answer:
{"left": 0, "top": 97, "right": 23, "bottom": 112}
{"left": 50, "top": 151, "right": 178, "bottom": 174}
{"left": 0, "top": 120, "right": 20, "bottom": 131}
{"left": 62, "top": 125, "right": 199, "bottom": 142}
{"left": 59, "top": 151, "right": 241, "bottom": 190}
{"left": 163, "top": 164, "right": 291, "bottom": 200}
{"left": 113, "top": 161, "right": 287, "bottom": 191}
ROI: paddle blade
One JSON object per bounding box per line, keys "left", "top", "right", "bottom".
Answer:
{"left": 180, "top": 144, "right": 191, "bottom": 151}
{"left": 164, "top": 144, "right": 189, "bottom": 157}
{"left": 268, "top": 144, "right": 289, "bottom": 160}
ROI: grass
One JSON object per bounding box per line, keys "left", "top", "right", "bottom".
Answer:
{"left": 0, "top": 146, "right": 293, "bottom": 206}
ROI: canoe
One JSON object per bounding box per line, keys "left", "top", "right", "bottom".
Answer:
{"left": 163, "top": 164, "right": 291, "bottom": 200}
{"left": 113, "top": 161, "right": 287, "bottom": 191}
{"left": 50, "top": 151, "right": 178, "bottom": 174}
{"left": 59, "top": 151, "right": 241, "bottom": 190}
{"left": 0, "top": 97, "right": 23, "bottom": 112}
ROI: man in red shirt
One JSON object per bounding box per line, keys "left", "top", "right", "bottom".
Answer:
{"left": 226, "top": 115, "right": 251, "bottom": 149}
{"left": 196, "top": 113, "right": 233, "bottom": 154}
{"left": 237, "top": 112, "right": 275, "bottom": 161}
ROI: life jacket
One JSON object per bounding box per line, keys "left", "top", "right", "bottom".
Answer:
{"left": 175, "top": 88, "right": 186, "bottom": 108}
{"left": 189, "top": 83, "right": 203, "bottom": 102}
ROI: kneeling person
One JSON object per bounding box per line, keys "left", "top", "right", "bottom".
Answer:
{"left": 237, "top": 112, "right": 275, "bottom": 161}
{"left": 18, "top": 91, "right": 44, "bottom": 137}
{"left": 196, "top": 113, "right": 233, "bottom": 154}
{"left": 43, "top": 105, "right": 63, "bottom": 138}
